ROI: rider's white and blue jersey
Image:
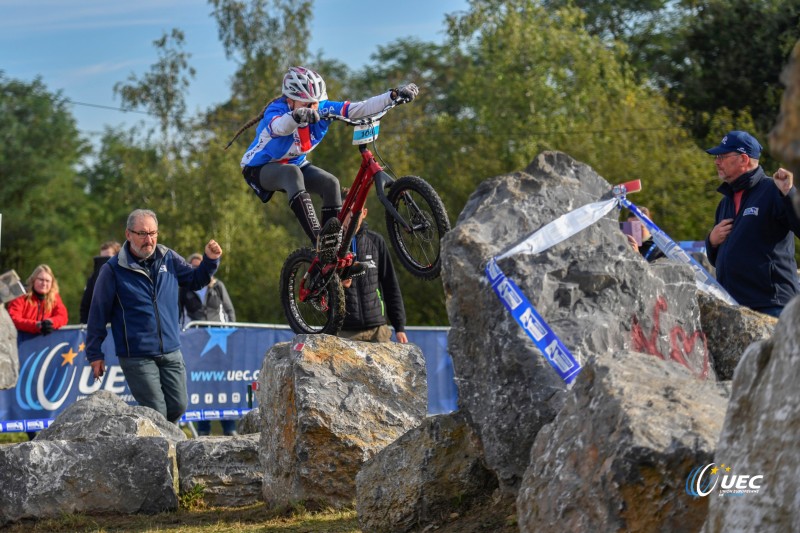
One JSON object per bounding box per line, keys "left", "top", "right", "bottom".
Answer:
{"left": 240, "top": 92, "right": 393, "bottom": 168}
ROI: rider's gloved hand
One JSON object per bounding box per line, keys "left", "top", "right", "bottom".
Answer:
{"left": 292, "top": 107, "right": 320, "bottom": 125}
{"left": 392, "top": 83, "right": 419, "bottom": 101}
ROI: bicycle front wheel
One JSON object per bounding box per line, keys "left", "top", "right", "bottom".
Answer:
{"left": 279, "top": 248, "right": 345, "bottom": 335}
{"left": 385, "top": 176, "right": 451, "bottom": 280}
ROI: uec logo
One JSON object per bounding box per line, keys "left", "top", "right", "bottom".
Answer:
{"left": 17, "top": 342, "right": 77, "bottom": 411}
{"left": 686, "top": 463, "right": 764, "bottom": 497}
{"left": 17, "top": 342, "right": 126, "bottom": 412}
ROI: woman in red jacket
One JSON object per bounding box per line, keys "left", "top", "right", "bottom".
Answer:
{"left": 7, "top": 264, "right": 68, "bottom": 335}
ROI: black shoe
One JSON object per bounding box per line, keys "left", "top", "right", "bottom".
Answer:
{"left": 340, "top": 261, "right": 367, "bottom": 280}
{"left": 316, "top": 218, "right": 342, "bottom": 264}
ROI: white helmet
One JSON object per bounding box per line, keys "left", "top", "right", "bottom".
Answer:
{"left": 282, "top": 66, "right": 327, "bottom": 103}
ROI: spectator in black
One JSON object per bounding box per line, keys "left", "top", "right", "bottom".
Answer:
{"left": 79, "top": 241, "right": 121, "bottom": 323}
{"left": 179, "top": 252, "right": 237, "bottom": 436}
{"left": 179, "top": 253, "right": 236, "bottom": 326}
{"left": 704, "top": 130, "right": 800, "bottom": 318}
{"left": 339, "top": 208, "right": 407, "bottom": 343}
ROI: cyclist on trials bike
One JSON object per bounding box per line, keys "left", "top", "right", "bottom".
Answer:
{"left": 226, "top": 66, "right": 419, "bottom": 278}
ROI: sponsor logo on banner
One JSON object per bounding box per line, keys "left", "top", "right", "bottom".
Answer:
{"left": 486, "top": 258, "right": 503, "bottom": 281}
{"left": 686, "top": 463, "right": 764, "bottom": 497}
{"left": 520, "top": 308, "right": 547, "bottom": 341}
{"left": 498, "top": 280, "right": 523, "bottom": 309}
{"left": 544, "top": 340, "right": 576, "bottom": 373}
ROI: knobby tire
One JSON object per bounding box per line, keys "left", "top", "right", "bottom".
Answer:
{"left": 385, "top": 175, "right": 451, "bottom": 280}
{"left": 279, "top": 247, "right": 345, "bottom": 335}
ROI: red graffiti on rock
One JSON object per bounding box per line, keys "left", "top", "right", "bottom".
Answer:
{"left": 631, "top": 296, "right": 709, "bottom": 379}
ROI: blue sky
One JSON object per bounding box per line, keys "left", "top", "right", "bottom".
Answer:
{"left": 0, "top": 0, "right": 467, "bottom": 138}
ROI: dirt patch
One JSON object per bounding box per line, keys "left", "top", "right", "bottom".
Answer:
{"left": 417, "top": 491, "right": 518, "bottom": 533}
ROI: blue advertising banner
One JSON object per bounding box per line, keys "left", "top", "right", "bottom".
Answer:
{"left": 1, "top": 324, "right": 457, "bottom": 432}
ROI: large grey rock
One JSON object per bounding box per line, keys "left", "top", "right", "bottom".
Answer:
{"left": 0, "top": 305, "right": 18, "bottom": 390}
{"left": 441, "top": 151, "right": 712, "bottom": 492}
{"left": 698, "top": 292, "right": 777, "bottom": 380}
{"left": 177, "top": 434, "right": 262, "bottom": 507}
{"left": 517, "top": 350, "right": 729, "bottom": 532}
{"left": 258, "top": 334, "right": 427, "bottom": 510}
{"left": 238, "top": 407, "right": 260, "bottom": 434}
{"left": 36, "top": 390, "right": 186, "bottom": 443}
{"left": 356, "top": 411, "right": 497, "bottom": 533}
{"left": 0, "top": 437, "right": 177, "bottom": 525}
{"left": 703, "top": 296, "right": 800, "bottom": 532}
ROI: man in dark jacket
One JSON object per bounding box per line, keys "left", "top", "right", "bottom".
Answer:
{"left": 79, "top": 241, "right": 120, "bottom": 323}
{"left": 704, "top": 130, "right": 800, "bottom": 317}
{"left": 86, "top": 209, "right": 222, "bottom": 423}
{"left": 339, "top": 208, "right": 407, "bottom": 343}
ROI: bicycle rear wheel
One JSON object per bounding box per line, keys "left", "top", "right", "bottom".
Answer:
{"left": 385, "top": 175, "right": 451, "bottom": 280}
{"left": 280, "top": 248, "right": 345, "bottom": 335}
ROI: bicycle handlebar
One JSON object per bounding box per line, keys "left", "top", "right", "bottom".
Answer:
{"left": 320, "top": 96, "right": 410, "bottom": 126}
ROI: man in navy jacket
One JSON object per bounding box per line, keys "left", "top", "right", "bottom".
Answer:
{"left": 86, "top": 209, "right": 222, "bottom": 423}
{"left": 705, "top": 131, "right": 800, "bottom": 317}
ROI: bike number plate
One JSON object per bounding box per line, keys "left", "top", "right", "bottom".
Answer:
{"left": 352, "top": 121, "right": 380, "bottom": 145}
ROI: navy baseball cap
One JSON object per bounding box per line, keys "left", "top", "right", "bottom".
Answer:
{"left": 705, "top": 130, "right": 762, "bottom": 158}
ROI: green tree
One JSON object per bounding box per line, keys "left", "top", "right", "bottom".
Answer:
{"left": 0, "top": 74, "right": 94, "bottom": 319}
{"left": 667, "top": 0, "right": 800, "bottom": 140}
{"left": 369, "top": 1, "right": 722, "bottom": 241}
{"left": 209, "top": 0, "right": 313, "bottom": 111}
{"left": 114, "top": 29, "right": 196, "bottom": 142}
{"left": 542, "top": 0, "right": 679, "bottom": 80}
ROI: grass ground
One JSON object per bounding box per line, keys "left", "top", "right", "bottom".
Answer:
{"left": 3, "top": 504, "right": 360, "bottom": 532}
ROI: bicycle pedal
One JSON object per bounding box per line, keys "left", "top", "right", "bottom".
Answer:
{"left": 316, "top": 218, "right": 343, "bottom": 264}
{"left": 340, "top": 261, "right": 367, "bottom": 280}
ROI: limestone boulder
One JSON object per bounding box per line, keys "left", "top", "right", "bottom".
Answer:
{"left": 703, "top": 296, "right": 800, "bottom": 532}
{"left": 517, "top": 350, "right": 729, "bottom": 532}
{"left": 0, "top": 437, "right": 176, "bottom": 526}
{"left": 442, "top": 151, "right": 711, "bottom": 492}
{"left": 356, "top": 411, "right": 497, "bottom": 533}
{"left": 35, "top": 390, "right": 186, "bottom": 443}
{"left": 238, "top": 407, "right": 260, "bottom": 434}
{"left": 177, "top": 434, "right": 262, "bottom": 507}
{"left": 698, "top": 292, "right": 777, "bottom": 380}
{"left": 258, "top": 334, "right": 427, "bottom": 510}
{"left": 0, "top": 305, "right": 18, "bottom": 390}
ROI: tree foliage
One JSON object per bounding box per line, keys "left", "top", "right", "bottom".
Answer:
{"left": 0, "top": 74, "right": 93, "bottom": 317}
{"left": 667, "top": 0, "right": 800, "bottom": 140}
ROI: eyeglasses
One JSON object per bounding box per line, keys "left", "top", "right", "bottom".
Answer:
{"left": 714, "top": 153, "right": 742, "bottom": 161}
{"left": 129, "top": 230, "right": 159, "bottom": 238}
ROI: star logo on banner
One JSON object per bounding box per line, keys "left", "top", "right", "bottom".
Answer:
{"left": 200, "top": 327, "right": 236, "bottom": 357}
{"left": 61, "top": 348, "right": 78, "bottom": 366}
